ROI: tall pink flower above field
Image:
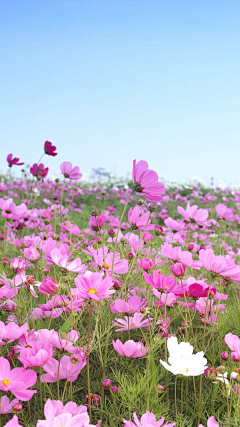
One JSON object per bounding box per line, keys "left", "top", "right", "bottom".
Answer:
{"left": 30, "top": 163, "right": 49, "bottom": 179}
{"left": 132, "top": 160, "right": 165, "bottom": 202}
{"left": 60, "top": 162, "right": 82, "bottom": 180}
{"left": 112, "top": 339, "right": 149, "bottom": 358}
{"left": 75, "top": 272, "right": 115, "bottom": 301}
{"left": 44, "top": 141, "right": 57, "bottom": 157}
{"left": 0, "top": 357, "right": 37, "bottom": 400}
{"left": 7, "top": 154, "right": 24, "bottom": 167}
{"left": 144, "top": 271, "right": 176, "bottom": 292}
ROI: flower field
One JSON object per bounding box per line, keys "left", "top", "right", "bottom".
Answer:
{"left": 1, "top": 142, "right": 240, "bottom": 427}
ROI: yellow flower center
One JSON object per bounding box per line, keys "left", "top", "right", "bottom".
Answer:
{"left": 186, "top": 368, "right": 189, "bottom": 374}
{"left": 25, "top": 344, "right": 32, "bottom": 348}
{"left": 130, "top": 323, "right": 135, "bottom": 326}
{"left": 88, "top": 288, "right": 97, "bottom": 295}
{"left": 128, "top": 307, "right": 132, "bottom": 310}
{"left": 163, "top": 286, "right": 168, "bottom": 290}
{"left": 2, "top": 379, "right": 11, "bottom": 387}
{"left": 102, "top": 263, "right": 110, "bottom": 269}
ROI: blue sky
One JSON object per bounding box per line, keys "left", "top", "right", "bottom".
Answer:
{"left": 1, "top": 0, "right": 240, "bottom": 186}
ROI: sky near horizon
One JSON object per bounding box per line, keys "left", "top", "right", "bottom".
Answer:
{"left": 1, "top": 0, "right": 240, "bottom": 186}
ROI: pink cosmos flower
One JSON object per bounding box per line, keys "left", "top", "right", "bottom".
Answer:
{"left": 170, "top": 262, "right": 185, "bottom": 277}
{"left": 128, "top": 206, "right": 154, "bottom": 230}
{"left": 7, "top": 154, "right": 24, "bottom": 167}
{"left": 144, "top": 271, "right": 176, "bottom": 292}
{"left": 215, "top": 203, "right": 235, "bottom": 221}
{"left": 60, "top": 221, "right": 81, "bottom": 235}
{"left": 137, "top": 258, "right": 154, "bottom": 271}
{"left": 75, "top": 272, "right": 115, "bottom": 301}
{"left": 89, "top": 215, "right": 107, "bottom": 231}
{"left": 43, "top": 239, "right": 70, "bottom": 265}
{"left": 38, "top": 329, "right": 80, "bottom": 353}
{"left": 199, "top": 248, "right": 240, "bottom": 282}
{"left": 44, "top": 141, "right": 57, "bottom": 157}
{"left": 49, "top": 247, "right": 86, "bottom": 273}
{"left": 0, "top": 199, "right": 27, "bottom": 220}
{"left": 112, "top": 339, "right": 149, "bottom": 358}
{"left": 60, "top": 162, "right": 82, "bottom": 180}
{"left": 198, "top": 416, "right": 219, "bottom": 427}
{"left": 10, "top": 258, "right": 29, "bottom": 274}
{"left": 40, "top": 355, "right": 86, "bottom": 383}
{"left": 177, "top": 202, "right": 209, "bottom": 223}
{"left": 164, "top": 217, "right": 185, "bottom": 232}
{"left": 37, "top": 399, "right": 88, "bottom": 427}
{"left": 3, "top": 415, "right": 23, "bottom": 427}
{"left": 152, "top": 290, "right": 178, "bottom": 308}
{"left": 39, "top": 295, "right": 84, "bottom": 319}
{"left": 132, "top": 160, "right": 165, "bottom": 202}
{"left": 0, "top": 356, "right": 37, "bottom": 401}
{"left": 0, "top": 321, "right": 28, "bottom": 346}
{"left": 24, "top": 247, "right": 40, "bottom": 262}
{"left": 39, "top": 276, "right": 58, "bottom": 297}
{"left": 84, "top": 245, "right": 128, "bottom": 276}
{"left": 0, "top": 396, "right": 19, "bottom": 415}
{"left": 110, "top": 296, "right": 147, "bottom": 314}
{"left": 12, "top": 329, "right": 39, "bottom": 354}
{"left": 30, "top": 163, "right": 49, "bottom": 179}
{"left": 161, "top": 242, "right": 202, "bottom": 269}
{"left": 18, "top": 342, "right": 55, "bottom": 367}
{"left": 123, "top": 411, "right": 176, "bottom": 427}
{"left": 112, "top": 313, "right": 153, "bottom": 332}
{"left": 224, "top": 333, "right": 240, "bottom": 361}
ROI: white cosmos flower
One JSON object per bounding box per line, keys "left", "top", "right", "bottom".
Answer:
{"left": 160, "top": 336, "right": 207, "bottom": 376}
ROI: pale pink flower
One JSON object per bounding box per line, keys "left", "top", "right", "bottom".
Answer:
{"left": 128, "top": 206, "right": 154, "bottom": 230}
{"left": 75, "top": 272, "right": 115, "bottom": 301}
{"left": 40, "top": 355, "right": 86, "bottom": 383}
{"left": 50, "top": 248, "right": 86, "bottom": 273}
{"left": 112, "top": 339, "right": 149, "bottom": 358}
{"left": 60, "top": 162, "right": 82, "bottom": 180}
{"left": 0, "top": 357, "right": 37, "bottom": 401}
{"left": 123, "top": 411, "right": 176, "bottom": 427}
{"left": 215, "top": 203, "right": 235, "bottom": 221}
{"left": 112, "top": 313, "right": 152, "bottom": 331}
{"left": 0, "top": 321, "right": 28, "bottom": 346}
{"left": 177, "top": 202, "right": 209, "bottom": 223}
{"left": 110, "top": 296, "right": 147, "bottom": 314}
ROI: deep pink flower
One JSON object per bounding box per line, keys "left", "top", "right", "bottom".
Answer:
{"left": 40, "top": 355, "right": 86, "bottom": 383}
{"left": 30, "top": 163, "right": 49, "bottom": 179}
{"left": 39, "top": 276, "right": 58, "bottom": 297}
{"left": 60, "top": 162, "right": 82, "bottom": 180}
{"left": 44, "top": 141, "right": 57, "bottom": 157}
{"left": 89, "top": 215, "right": 107, "bottom": 231}
{"left": 123, "top": 411, "right": 176, "bottom": 427}
{"left": 60, "top": 221, "right": 81, "bottom": 235}
{"left": 18, "top": 342, "right": 55, "bottom": 367}
{"left": 132, "top": 160, "right": 165, "bottom": 202}
{"left": 110, "top": 296, "right": 147, "bottom": 314}
{"left": 112, "top": 339, "right": 149, "bottom": 358}
{"left": 75, "top": 272, "right": 115, "bottom": 301}
{"left": 102, "top": 379, "right": 112, "bottom": 388}
{"left": 0, "top": 357, "right": 37, "bottom": 401}
{"left": 7, "top": 154, "right": 24, "bottom": 167}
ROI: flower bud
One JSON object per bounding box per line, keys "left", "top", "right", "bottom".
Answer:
{"left": 43, "top": 266, "right": 50, "bottom": 274}
{"left": 221, "top": 351, "right": 229, "bottom": 361}
{"left": 102, "top": 379, "right": 112, "bottom": 388}
{"left": 111, "top": 386, "right": 118, "bottom": 394}
{"left": 157, "top": 384, "right": 165, "bottom": 392}
{"left": 108, "top": 229, "right": 116, "bottom": 237}
{"left": 148, "top": 204, "right": 156, "bottom": 212}
{"left": 128, "top": 252, "right": 134, "bottom": 259}
{"left": 39, "top": 276, "right": 58, "bottom": 296}
{"left": 204, "top": 367, "right": 218, "bottom": 380}
{"left": 170, "top": 262, "right": 185, "bottom": 278}
{"left": 217, "top": 366, "right": 226, "bottom": 374}
{"left": 137, "top": 199, "right": 144, "bottom": 206}
{"left": 155, "top": 225, "right": 164, "bottom": 236}
{"left": 91, "top": 209, "right": 99, "bottom": 217}
{"left": 188, "top": 243, "right": 194, "bottom": 251}
{"left": 12, "top": 403, "right": 23, "bottom": 413}
{"left": 2, "top": 257, "right": 8, "bottom": 265}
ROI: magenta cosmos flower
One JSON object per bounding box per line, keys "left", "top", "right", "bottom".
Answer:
{"left": 18, "top": 342, "right": 55, "bottom": 367}
{"left": 44, "top": 141, "right": 57, "bottom": 157}
{"left": 177, "top": 202, "right": 209, "bottom": 223}
{"left": 112, "top": 339, "right": 149, "bottom": 358}
{"left": 39, "top": 276, "right": 58, "bottom": 297}
{"left": 144, "top": 271, "right": 176, "bottom": 292}
{"left": 60, "top": 162, "right": 82, "bottom": 180}
{"left": 137, "top": 258, "right": 154, "bottom": 272}
{"left": 7, "top": 154, "right": 24, "bottom": 167}
{"left": 75, "top": 272, "right": 115, "bottom": 301}
{"left": 132, "top": 160, "right": 165, "bottom": 202}
{"left": 0, "top": 357, "right": 37, "bottom": 401}
{"left": 123, "top": 411, "right": 176, "bottom": 427}
{"left": 30, "top": 163, "right": 49, "bottom": 179}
